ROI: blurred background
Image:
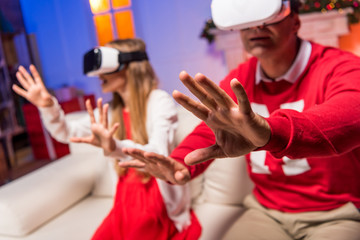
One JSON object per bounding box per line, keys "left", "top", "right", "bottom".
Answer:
{"left": 0, "top": 0, "right": 359, "bottom": 184}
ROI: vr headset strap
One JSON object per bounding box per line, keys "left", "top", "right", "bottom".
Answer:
{"left": 118, "top": 51, "right": 148, "bottom": 63}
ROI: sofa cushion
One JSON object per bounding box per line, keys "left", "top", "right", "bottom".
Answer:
{"left": 0, "top": 154, "right": 97, "bottom": 237}
{"left": 66, "top": 111, "right": 117, "bottom": 198}
{"left": 197, "top": 156, "right": 254, "bottom": 205}
{"left": 0, "top": 197, "right": 113, "bottom": 240}
{"left": 193, "top": 202, "right": 246, "bottom": 240}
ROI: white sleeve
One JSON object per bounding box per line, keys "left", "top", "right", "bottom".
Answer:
{"left": 156, "top": 180, "right": 192, "bottom": 232}
{"left": 105, "top": 89, "right": 178, "bottom": 161}
{"left": 37, "top": 97, "right": 93, "bottom": 143}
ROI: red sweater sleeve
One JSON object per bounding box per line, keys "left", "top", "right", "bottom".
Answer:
{"left": 261, "top": 48, "right": 360, "bottom": 159}
{"left": 170, "top": 122, "right": 216, "bottom": 178}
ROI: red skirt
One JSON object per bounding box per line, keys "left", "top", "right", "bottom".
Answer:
{"left": 91, "top": 169, "right": 201, "bottom": 240}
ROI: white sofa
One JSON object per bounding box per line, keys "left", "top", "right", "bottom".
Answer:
{"left": 0, "top": 106, "right": 253, "bottom": 240}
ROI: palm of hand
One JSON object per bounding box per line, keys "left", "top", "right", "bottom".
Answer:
{"left": 13, "top": 65, "right": 53, "bottom": 108}
{"left": 90, "top": 123, "right": 115, "bottom": 152}
{"left": 208, "top": 107, "right": 266, "bottom": 158}
{"left": 27, "top": 84, "right": 52, "bottom": 107}
{"left": 174, "top": 72, "right": 271, "bottom": 165}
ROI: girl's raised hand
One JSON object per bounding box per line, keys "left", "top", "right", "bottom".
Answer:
{"left": 12, "top": 65, "right": 54, "bottom": 107}
{"left": 70, "top": 98, "right": 119, "bottom": 153}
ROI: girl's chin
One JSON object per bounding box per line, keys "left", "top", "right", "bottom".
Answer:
{"left": 100, "top": 85, "right": 111, "bottom": 93}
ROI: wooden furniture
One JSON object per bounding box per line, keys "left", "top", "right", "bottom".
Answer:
{"left": 0, "top": 33, "right": 25, "bottom": 169}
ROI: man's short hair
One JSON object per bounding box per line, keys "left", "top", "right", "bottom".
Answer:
{"left": 290, "top": 0, "right": 302, "bottom": 13}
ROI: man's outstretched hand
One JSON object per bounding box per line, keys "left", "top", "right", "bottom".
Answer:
{"left": 121, "top": 148, "right": 191, "bottom": 185}
{"left": 174, "top": 71, "right": 271, "bottom": 166}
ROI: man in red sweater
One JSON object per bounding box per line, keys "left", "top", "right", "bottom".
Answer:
{"left": 122, "top": 0, "right": 360, "bottom": 239}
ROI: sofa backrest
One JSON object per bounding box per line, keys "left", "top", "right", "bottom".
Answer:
{"left": 175, "top": 106, "right": 253, "bottom": 206}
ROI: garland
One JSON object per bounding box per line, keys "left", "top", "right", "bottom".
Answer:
{"left": 200, "top": 0, "right": 360, "bottom": 43}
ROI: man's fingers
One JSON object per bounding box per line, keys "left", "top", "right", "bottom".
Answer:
{"left": 179, "top": 71, "right": 217, "bottom": 110}
{"left": 144, "top": 151, "right": 175, "bottom": 166}
{"left": 195, "top": 73, "right": 235, "bottom": 109}
{"left": 230, "top": 79, "right": 252, "bottom": 115}
{"left": 184, "top": 145, "right": 225, "bottom": 165}
{"left": 173, "top": 90, "right": 209, "bottom": 121}
{"left": 118, "top": 160, "right": 146, "bottom": 168}
{"left": 174, "top": 169, "right": 191, "bottom": 185}
{"left": 123, "top": 148, "right": 157, "bottom": 164}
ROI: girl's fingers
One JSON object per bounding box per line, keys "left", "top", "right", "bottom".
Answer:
{"left": 29, "top": 65, "right": 43, "bottom": 85}
{"left": 97, "top": 98, "right": 103, "bottom": 125}
{"left": 15, "top": 71, "right": 30, "bottom": 90}
{"left": 69, "top": 136, "right": 93, "bottom": 144}
{"left": 103, "top": 103, "right": 109, "bottom": 129}
{"left": 86, "top": 99, "right": 96, "bottom": 124}
{"left": 109, "top": 123, "right": 119, "bottom": 135}
{"left": 12, "top": 84, "right": 28, "bottom": 98}
{"left": 18, "top": 65, "right": 35, "bottom": 85}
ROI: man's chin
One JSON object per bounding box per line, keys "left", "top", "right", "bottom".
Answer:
{"left": 247, "top": 46, "right": 273, "bottom": 59}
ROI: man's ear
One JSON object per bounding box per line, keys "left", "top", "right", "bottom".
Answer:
{"left": 292, "top": 13, "right": 301, "bottom": 33}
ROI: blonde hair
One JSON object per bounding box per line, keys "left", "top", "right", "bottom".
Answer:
{"left": 106, "top": 38, "right": 158, "bottom": 179}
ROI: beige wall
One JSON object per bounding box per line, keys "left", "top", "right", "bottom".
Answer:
{"left": 339, "top": 22, "right": 360, "bottom": 56}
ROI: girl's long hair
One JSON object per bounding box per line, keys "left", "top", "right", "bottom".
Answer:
{"left": 106, "top": 38, "right": 158, "bottom": 179}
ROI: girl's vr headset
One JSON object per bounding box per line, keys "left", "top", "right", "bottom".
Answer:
{"left": 211, "top": 0, "right": 291, "bottom": 30}
{"left": 83, "top": 47, "right": 148, "bottom": 76}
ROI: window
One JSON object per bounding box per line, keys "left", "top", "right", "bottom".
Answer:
{"left": 89, "top": 0, "right": 135, "bottom": 46}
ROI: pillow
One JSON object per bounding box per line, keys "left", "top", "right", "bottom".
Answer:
{"left": 195, "top": 156, "right": 254, "bottom": 205}
{"left": 0, "top": 154, "right": 96, "bottom": 237}
{"left": 68, "top": 141, "right": 117, "bottom": 198}
{"left": 66, "top": 111, "right": 117, "bottom": 198}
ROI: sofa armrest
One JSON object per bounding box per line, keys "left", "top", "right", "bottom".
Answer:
{"left": 0, "top": 153, "right": 97, "bottom": 237}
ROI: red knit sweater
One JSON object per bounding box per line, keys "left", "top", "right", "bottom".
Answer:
{"left": 171, "top": 42, "right": 360, "bottom": 212}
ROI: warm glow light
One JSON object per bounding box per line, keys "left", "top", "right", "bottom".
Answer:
{"left": 89, "top": 0, "right": 110, "bottom": 14}
{"left": 114, "top": 11, "right": 135, "bottom": 39}
{"left": 112, "top": 0, "right": 131, "bottom": 9}
{"left": 93, "top": 14, "right": 114, "bottom": 45}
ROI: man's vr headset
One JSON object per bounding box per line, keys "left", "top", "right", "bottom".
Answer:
{"left": 211, "top": 0, "right": 291, "bottom": 30}
{"left": 83, "top": 47, "right": 148, "bottom": 76}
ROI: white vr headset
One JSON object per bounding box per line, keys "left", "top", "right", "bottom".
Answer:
{"left": 211, "top": 0, "right": 291, "bottom": 30}
{"left": 83, "top": 47, "right": 148, "bottom": 76}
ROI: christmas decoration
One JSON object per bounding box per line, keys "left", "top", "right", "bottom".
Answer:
{"left": 200, "top": 0, "right": 360, "bottom": 43}
{"left": 300, "top": 0, "right": 360, "bottom": 23}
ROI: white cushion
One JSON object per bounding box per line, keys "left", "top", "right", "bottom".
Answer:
{"left": 174, "top": 106, "right": 202, "bottom": 147}
{"left": 193, "top": 202, "right": 245, "bottom": 240}
{"left": 196, "top": 156, "right": 254, "bottom": 205}
{"left": 66, "top": 111, "right": 117, "bottom": 198}
{"left": 0, "top": 197, "right": 113, "bottom": 240}
{"left": 0, "top": 154, "right": 96, "bottom": 237}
